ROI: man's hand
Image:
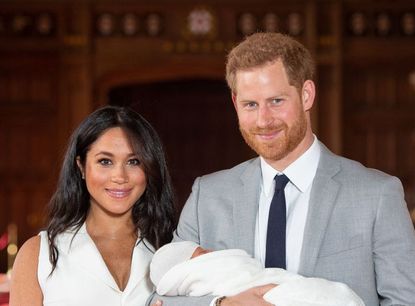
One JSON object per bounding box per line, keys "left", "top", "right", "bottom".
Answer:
{"left": 221, "top": 284, "right": 276, "bottom": 306}
{"left": 151, "top": 300, "right": 163, "bottom": 306}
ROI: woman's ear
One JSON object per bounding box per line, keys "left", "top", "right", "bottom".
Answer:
{"left": 76, "top": 157, "right": 85, "bottom": 179}
{"left": 302, "top": 80, "right": 315, "bottom": 112}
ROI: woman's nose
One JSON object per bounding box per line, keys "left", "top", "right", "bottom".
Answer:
{"left": 111, "top": 165, "right": 129, "bottom": 183}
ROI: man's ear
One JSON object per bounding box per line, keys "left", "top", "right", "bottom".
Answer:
{"left": 302, "top": 80, "right": 315, "bottom": 112}
{"left": 76, "top": 157, "right": 85, "bottom": 179}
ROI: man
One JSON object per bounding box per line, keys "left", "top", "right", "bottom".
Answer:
{"left": 151, "top": 33, "right": 415, "bottom": 305}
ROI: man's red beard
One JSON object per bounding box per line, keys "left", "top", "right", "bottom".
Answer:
{"left": 239, "top": 111, "right": 307, "bottom": 162}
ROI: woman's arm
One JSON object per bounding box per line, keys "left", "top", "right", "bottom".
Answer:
{"left": 9, "top": 235, "right": 43, "bottom": 306}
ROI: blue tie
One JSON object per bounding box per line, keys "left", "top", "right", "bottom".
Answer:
{"left": 265, "top": 174, "right": 289, "bottom": 268}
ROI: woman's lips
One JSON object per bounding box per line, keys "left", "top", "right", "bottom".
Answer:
{"left": 105, "top": 188, "right": 132, "bottom": 198}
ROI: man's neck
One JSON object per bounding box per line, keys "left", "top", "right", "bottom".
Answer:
{"left": 264, "top": 132, "right": 315, "bottom": 172}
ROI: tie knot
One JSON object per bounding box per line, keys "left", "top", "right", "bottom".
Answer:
{"left": 274, "top": 174, "right": 289, "bottom": 191}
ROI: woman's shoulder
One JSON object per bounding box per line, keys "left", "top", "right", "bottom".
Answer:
{"left": 12, "top": 235, "right": 41, "bottom": 278}
{"left": 15, "top": 235, "right": 41, "bottom": 265}
{"left": 10, "top": 235, "right": 43, "bottom": 305}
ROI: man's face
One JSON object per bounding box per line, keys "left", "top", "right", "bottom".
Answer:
{"left": 233, "top": 60, "right": 311, "bottom": 167}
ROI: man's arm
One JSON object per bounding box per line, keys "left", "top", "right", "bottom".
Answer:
{"left": 148, "top": 286, "right": 276, "bottom": 306}
{"left": 151, "top": 178, "right": 275, "bottom": 306}
{"left": 172, "top": 177, "right": 202, "bottom": 243}
{"left": 148, "top": 178, "right": 212, "bottom": 305}
{"left": 147, "top": 293, "right": 215, "bottom": 306}
{"left": 373, "top": 176, "right": 415, "bottom": 305}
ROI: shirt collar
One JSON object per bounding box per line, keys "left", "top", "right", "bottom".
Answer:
{"left": 260, "top": 135, "right": 321, "bottom": 196}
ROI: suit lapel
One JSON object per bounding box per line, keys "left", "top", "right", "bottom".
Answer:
{"left": 298, "top": 144, "right": 341, "bottom": 276}
{"left": 233, "top": 158, "right": 261, "bottom": 256}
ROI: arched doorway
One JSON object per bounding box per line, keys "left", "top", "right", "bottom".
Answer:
{"left": 108, "top": 79, "right": 255, "bottom": 211}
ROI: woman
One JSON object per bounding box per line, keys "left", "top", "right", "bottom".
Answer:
{"left": 10, "top": 106, "right": 176, "bottom": 305}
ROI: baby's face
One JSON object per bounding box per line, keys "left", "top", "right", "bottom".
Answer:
{"left": 191, "top": 247, "right": 212, "bottom": 259}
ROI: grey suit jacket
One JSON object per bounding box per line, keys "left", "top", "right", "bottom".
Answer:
{"left": 152, "top": 143, "right": 415, "bottom": 306}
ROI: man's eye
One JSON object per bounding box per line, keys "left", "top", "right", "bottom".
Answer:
{"left": 98, "top": 159, "right": 112, "bottom": 166}
{"left": 128, "top": 159, "right": 140, "bottom": 166}
{"left": 271, "top": 98, "right": 283, "bottom": 104}
{"left": 246, "top": 102, "right": 257, "bottom": 108}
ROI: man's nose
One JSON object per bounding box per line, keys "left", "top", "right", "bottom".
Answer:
{"left": 257, "top": 105, "right": 274, "bottom": 127}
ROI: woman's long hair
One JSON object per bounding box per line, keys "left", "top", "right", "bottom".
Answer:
{"left": 47, "top": 106, "right": 176, "bottom": 272}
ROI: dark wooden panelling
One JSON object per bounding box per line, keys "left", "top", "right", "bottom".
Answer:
{"left": 0, "top": 54, "right": 60, "bottom": 272}
{"left": 343, "top": 60, "right": 415, "bottom": 219}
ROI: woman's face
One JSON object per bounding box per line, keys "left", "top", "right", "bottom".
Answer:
{"left": 78, "top": 127, "right": 147, "bottom": 217}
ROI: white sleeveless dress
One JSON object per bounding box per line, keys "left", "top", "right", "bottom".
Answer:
{"left": 38, "top": 223, "right": 154, "bottom": 306}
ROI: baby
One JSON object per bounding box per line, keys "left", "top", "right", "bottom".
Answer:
{"left": 150, "top": 241, "right": 365, "bottom": 306}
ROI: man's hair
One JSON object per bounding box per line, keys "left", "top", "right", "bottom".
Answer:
{"left": 226, "top": 32, "right": 315, "bottom": 93}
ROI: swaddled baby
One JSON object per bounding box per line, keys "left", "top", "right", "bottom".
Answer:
{"left": 150, "top": 241, "right": 365, "bottom": 306}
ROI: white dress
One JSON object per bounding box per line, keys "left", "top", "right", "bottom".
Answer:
{"left": 38, "top": 223, "right": 154, "bottom": 306}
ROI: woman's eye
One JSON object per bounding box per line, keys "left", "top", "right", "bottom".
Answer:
{"left": 98, "top": 159, "right": 112, "bottom": 166}
{"left": 128, "top": 159, "right": 140, "bottom": 166}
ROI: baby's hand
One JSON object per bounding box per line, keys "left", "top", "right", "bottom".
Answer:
{"left": 191, "top": 247, "right": 212, "bottom": 258}
{"left": 151, "top": 300, "right": 163, "bottom": 306}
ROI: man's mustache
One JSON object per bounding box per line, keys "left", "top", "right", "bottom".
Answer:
{"left": 248, "top": 125, "right": 287, "bottom": 134}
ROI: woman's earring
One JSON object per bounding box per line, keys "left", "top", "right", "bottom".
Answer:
{"left": 81, "top": 173, "right": 85, "bottom": 179}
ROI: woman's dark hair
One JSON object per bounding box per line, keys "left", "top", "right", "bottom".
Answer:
{"left": 47, "top": 105, "right": 176, "bottom": 271}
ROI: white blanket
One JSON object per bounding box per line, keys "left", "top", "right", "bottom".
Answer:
{"left": 155, "top": 249, "right": 365, "bottom": 306}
